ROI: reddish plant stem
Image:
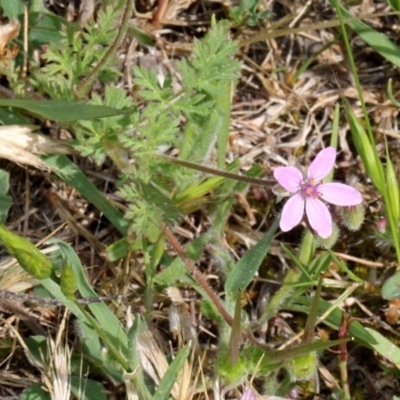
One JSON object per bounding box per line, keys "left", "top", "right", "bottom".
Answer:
{"left": 162, "top": 225, "right": 233, "bottom": 325}
{"left": 152, "top": 0, "right": 168, "bottom": 25}
{"left": 162, "top": 225, "right": 271, "bottom": 351}
{"left": 338, "top": 313, "right": 352, "bottom": 400}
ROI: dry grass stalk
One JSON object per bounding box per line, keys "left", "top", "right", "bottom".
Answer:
{"left": 42, "top": 309, "right": 72, "bottom": 400}
{"left": 136, "top": 326, "right": 197, "bottom": 400}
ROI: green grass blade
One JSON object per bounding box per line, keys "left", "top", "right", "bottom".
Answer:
{"left": 364, "top": 328, "right": 400, "bottom": 369}
{"left": 329, "top": 1, "right": 400, "bottom": 68}
{"left": 153, "top": 345, "right": 191, "bottom": 400}
{"left": 0, "top": 99, "right": 127, "bottom": 122}
{"left": 49, "top": 240, "right": 128, "bottom": 351}
{"left": 291, "top": 297, "right": 377, "bottom": 346}
{"left": 42, "top": 155, "right": 128, "bottom": 234}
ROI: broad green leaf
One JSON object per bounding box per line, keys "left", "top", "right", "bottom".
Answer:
{"left": 0, "top": 107, "right": 31, "bottom": 124}
{"left": 21, "top": 384, "right": 51, "bottom": 400}
{"left": 1, "top": 0, "right": 23, "bottom": 18}
{"left": 0, "top": 99, "right": 128, "bottom": 122}
{"left": 0, "top": 169, "right": 12, "bottom": 223}
{"left": 48, "top": 239, "right": 128, "bottom": 352}
{"left": 388, "top": 0, "right": 400, "bottom": 12}
{"left": 25, "top": 335, "right": 47, "bottom": 367}
{"left": 365, "top": 328, "right": 400, "bottom": 369}
{"left": 382, "top": 271, "right": 400, "bottom": 299}
{"left": 0, "top": 169, "right": 10, "bottom": 195}
{"left": 225, "top": 216, "right": 279, "bottom": 297}
{"left": 0, "top": 225, "right": 52, "bottom": 279}
{"left": 106, "top": 236, "right": 142, "bottom": 261}
{"left": 29, "top": 12, "right": 78, "bottom": 46}
{"left": 70, "top": 377, "right": 107, "bottom": 400}
{"left": 38, "top": 275, "right": 125, "bottom": 381}
{"left": 0, "top": 194, "right": 12, "bottom": 224}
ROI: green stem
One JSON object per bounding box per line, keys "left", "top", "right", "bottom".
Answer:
{"left": 159, "top": 155, "right": 274, "bottom": 186}
{"left": 75, "top": 0, "right": 133, "bottom": 98}
{"left": 339, "top": 358, "right": 351, "bottom": 400}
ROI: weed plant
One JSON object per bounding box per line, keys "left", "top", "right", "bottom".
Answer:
{"left": 0, "top": 0, "right": 400, "bottom": 399}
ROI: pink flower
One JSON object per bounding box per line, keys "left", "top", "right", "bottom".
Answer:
{"left": 273, "top": 147, "right": 362, "bottom": 238}
{"left": 240, "top": 386, "right": 256, "bottom": 400}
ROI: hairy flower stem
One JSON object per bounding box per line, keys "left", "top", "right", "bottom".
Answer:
{"left": 338, "top": 314, "right": 352, "bottom": 400}
{"left": 160, "top": 155, "right": 274, "bottom": 185}
{"left": 162, "top": 224, "right": 234, "bottom": 325}
{"left": 74, "top": 0, "right": 133, "bottom": 98}
{"left": 162, "top": 224, "right": 272, "bottom": 352}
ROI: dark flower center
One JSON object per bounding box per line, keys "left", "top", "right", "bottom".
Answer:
{"left": 301, "top": 181, "right": 320, "bottom": 199}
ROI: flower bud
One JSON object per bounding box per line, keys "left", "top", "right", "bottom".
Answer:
{"left": 285, "top": 351, "right": 317, "bottom": 382}
{"left": 339, "top": 204, "right": 365, "bottom": 231}
{"left": 314, "top": 223, "right": 339, "bottom": 249}
{"left": 376, "top": 218, "right": 388, "bottom": 233}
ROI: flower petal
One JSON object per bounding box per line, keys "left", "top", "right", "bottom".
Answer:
{"left": 307, "top": 146, "right": 336, "bottom": 182}
{"left": 318, "top": 183, "right": 362, "bottom": 206}
{"left": 305, "top": 197, "right": 332, "bottom": 238}
{"left": 274, "top": 166, "right": 303, "bottom": 193}
{"left": 280, "top": 193, "right": 305, "bottom": 232}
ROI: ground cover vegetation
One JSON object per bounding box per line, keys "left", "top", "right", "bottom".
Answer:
{"left": 0, "top": 0, "right": 400, "bottom": 398}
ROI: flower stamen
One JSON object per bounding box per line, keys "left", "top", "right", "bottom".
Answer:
{"left": 302, "top": 182, "right": 320, "bottom": 199}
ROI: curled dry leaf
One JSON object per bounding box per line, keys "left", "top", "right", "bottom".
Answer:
{"left": 0, "top": 20, "right": 20, "bottom": 52}
{"left": 0, "top": 125, "right": 76, "bottom": 155}
{"left": 0, "top": 141, "right": 50, "bottom": 170}
{"left": 0, "top": 125, "right": 76, "bottom": 169}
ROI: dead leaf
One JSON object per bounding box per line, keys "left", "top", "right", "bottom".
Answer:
{"left": 0, "top": 125, "right": 76, "bottom": 169}
{"left": 0, "top": 20, "right": 20, "bottom": 53}
{"left": 0, "top": 141, "right": 50, "bottom": 170}
{"left": 0, "top": 125, "right": 76, "bottom": 155}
